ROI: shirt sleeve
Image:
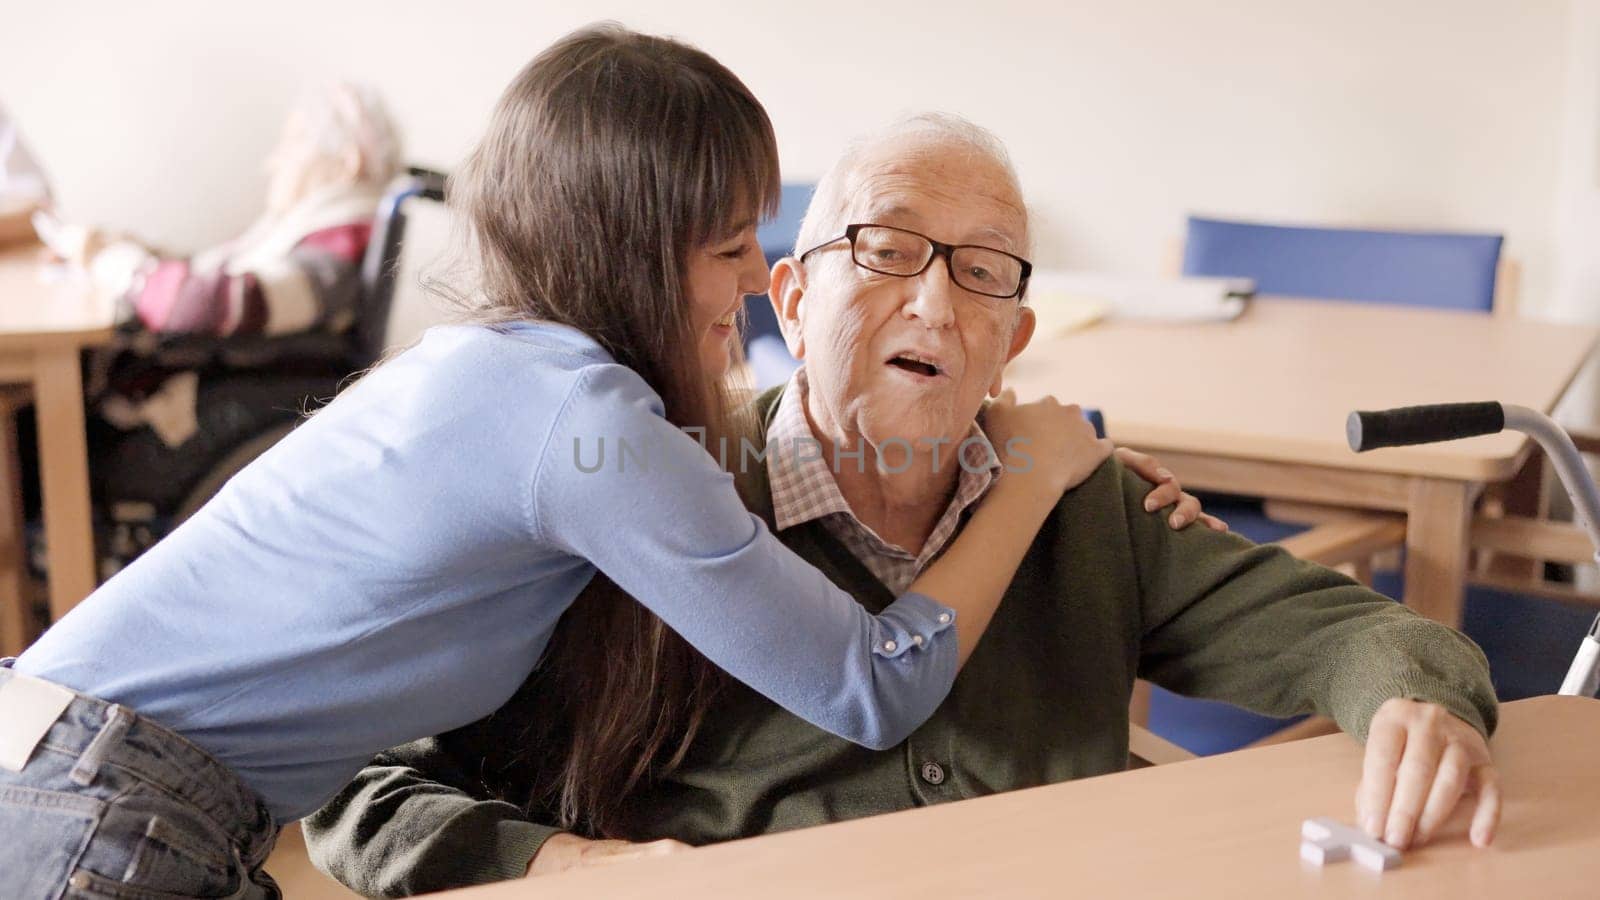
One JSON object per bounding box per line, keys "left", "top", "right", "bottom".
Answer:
{"left": 1116, "top": 460, "right": 1498, "bottom": 740}
{"left": 302, "top": 740, "right": 559, "bottom": 897}
{"left": 529, "top": 364, "right": 959, "bottom": 750}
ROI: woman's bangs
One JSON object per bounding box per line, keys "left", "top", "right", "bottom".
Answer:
{"left": 689, "top": 99, "right": 780, "bottom": 246}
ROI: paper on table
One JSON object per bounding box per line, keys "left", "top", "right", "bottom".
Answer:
{"left": 1027, "top": 271, "right": 1253, "bottom": 329}
{"left": 1022, "top": 292, "right": 1108, "bottom": 339}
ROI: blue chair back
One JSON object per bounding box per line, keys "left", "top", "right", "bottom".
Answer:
{"left": 1083, "top": 408, "right": 1105, "bottom": 439}
{"left": 1182, "top": 216, "right": 1503, "bottom": 312}
{"left": 746, "top": 184, "right": 816, "bottom": 335}
{"left": 758, "top": 184, "right": 818, "bottom": 267}
{"left": 745, "top": 184, "right": 815, "bottom": 387}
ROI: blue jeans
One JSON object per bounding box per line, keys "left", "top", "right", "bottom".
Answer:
{"left": 0, "top": 660, "right": 279, "bottom": 899}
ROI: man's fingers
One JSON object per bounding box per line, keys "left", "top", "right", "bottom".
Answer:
{"left": 1199, "top": 512, "right": 1229, "bottom": 532}
{"left": 1384, "top": 727, "right": 1445, "bottom": 849}
{"left": 1414, "top": 743, "right": 1471, "bottom": 845}
{"left": 1356, "top": 702, "right": 1501, "bottom": 852}
{"left": 533, "top": 835, "right": 695, "bottom": 877}
{"left": 589, "top": 839, "right": 689, "bottom": 867}
{"left": 1357, "top": 717, "right": 1407, "bottom": 839}
{"left": 1469, "top": 766, "right": 1502, "bottom": 848}
{"left": 579, "top": 840, "right": 641, "bottom": 868}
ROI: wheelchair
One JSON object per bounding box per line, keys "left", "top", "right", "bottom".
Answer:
{"left": 18, "top": 168, "right": 449, "bottom": 579}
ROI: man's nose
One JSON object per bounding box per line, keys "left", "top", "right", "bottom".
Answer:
{"left": 902, "top": 260, "right": 956, "bottom": 328}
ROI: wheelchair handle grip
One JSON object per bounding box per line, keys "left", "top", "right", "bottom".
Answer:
{"left": 1346, "top": 402, "right": 1505, "bottom": 452}
{"left": 1345, "top": 399, "right": 1600, "bottom": 698}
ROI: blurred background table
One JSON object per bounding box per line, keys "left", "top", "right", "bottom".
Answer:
{"left": 0, "top": 246, "right": 115, "bottom": 651}
{"left": 1004, "top": 296, "right": 1600, "bottom": 626}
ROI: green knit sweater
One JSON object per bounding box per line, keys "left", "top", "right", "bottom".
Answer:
{"left": 303, "top": 389, "right": 1497, "bottom": 897}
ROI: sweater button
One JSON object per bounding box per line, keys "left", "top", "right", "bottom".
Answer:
{"left": 920, "top": 761, "right": 946, "bottom": 785}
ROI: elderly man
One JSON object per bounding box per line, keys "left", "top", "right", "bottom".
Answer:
{"left": 304, "top": 115, "right": 1499, "bottom": 896}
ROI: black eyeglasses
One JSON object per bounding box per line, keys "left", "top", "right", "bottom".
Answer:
{"left": 798, "top": 223, "right": 1032, "bottom": 300}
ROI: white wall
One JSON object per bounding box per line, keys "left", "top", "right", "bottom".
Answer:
{"left": 1553, "top": 0, "right": 1600, "bottom": 323}
{"left": 1, "top": 0, "right": 1582, "bottom": 317}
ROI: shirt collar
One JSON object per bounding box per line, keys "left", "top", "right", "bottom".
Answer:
{"left": 765, "top": 367, "right": 1001, "bottom": 537}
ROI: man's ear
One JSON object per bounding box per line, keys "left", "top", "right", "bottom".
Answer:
{"left": 769, "top": 257, "right": 808, "bottom": 360}
{"left": 989, "top": 306, "right": 1036, "bottom": 396}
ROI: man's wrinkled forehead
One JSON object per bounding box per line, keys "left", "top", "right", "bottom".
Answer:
{"left": 841, "top": 140, "right": 1027, "bottom": 252}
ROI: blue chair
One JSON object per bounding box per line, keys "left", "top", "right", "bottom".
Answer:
{"left": 744, "top": 184, "right": 814, "bottom": 388}
{"left": 1146, "top": 215, "right": 1545, "bottom": 755}
{"left": 1182, "top": 216, "right": 1504, "bottom": 312}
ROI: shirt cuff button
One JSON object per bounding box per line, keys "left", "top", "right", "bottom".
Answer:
{"left": 883, "top": 640, "right": 898, "bottom": 653}
{"left": 912, "top": 635, "right": 924, "bottom": 647}
{"left": 937, "top": 613, "right": 952, "bottom": 624}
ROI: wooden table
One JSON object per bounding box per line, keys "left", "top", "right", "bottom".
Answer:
{"left": 444, "top": 696, "right": 1600, "bottom": 899}
{"left": 0, "top": 247, "right": 115, "bottom": 639}
{"left": 1003, "top": 296, "right": 1600, "bottom": 625}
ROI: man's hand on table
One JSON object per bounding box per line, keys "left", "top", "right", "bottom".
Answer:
{"left": 1357, "top": 698, "right": 1500, "bottom": 851}
{"left": 527, "top": 833, "right": 693, "bottom": 877}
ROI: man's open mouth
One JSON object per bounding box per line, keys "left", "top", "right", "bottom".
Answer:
{"left": 886, "top": 353, "right": 945, "bottom": 378}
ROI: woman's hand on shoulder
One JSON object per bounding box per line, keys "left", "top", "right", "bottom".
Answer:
{"left": 1114, "top": 446, "right": 1228, "bottom": 532}
{"left": 984, "top": 389, "right": 1113, "bottom": 496}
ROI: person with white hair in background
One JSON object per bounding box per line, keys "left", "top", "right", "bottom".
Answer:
{"left": 27, "top": 81, "right": 400, "bottom": 452}
{"left": 38, "top": 81, "right": 401, "bottom": 339}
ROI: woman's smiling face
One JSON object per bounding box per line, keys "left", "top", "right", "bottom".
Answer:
{"left": 683, "top": 223, "right": 771, "bottom": 377}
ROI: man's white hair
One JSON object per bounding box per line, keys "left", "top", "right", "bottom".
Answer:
{"left": 293, "top": 81, "right": 403, "bottom": 187}
{"left": 793, "top": 112, "right": 1029, "bottom": 260}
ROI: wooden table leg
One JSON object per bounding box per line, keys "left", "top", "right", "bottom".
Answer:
{"left": 33, "top": 347, "right": 97, "bottom": 621}
{"left": 0, "top": 388, "right": 32, "bottom": 656}
{"left": 1403, "top": 478, "right": 1473, "bottom": 626}
{"left": 1480, "top": 452, "right": 1548, "bottom": 580}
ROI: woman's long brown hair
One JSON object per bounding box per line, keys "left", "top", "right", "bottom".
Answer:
{"left": 440, "top": 25, "right": 779, "bottom": 837}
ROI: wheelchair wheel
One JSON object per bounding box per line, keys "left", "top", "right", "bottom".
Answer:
{"left": 172, "top": 420, "right": 297, "bottom": 524}
{"left": 89, "top": 373, "right": 341, "bottom": 572}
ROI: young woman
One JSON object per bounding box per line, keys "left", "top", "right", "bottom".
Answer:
{"left": 0, "top": 26, "right": 1203, "bottom": 899}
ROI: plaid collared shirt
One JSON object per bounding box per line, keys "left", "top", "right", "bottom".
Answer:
{"left": 766, "top": 368, "right": 1002, "bottom": 594}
